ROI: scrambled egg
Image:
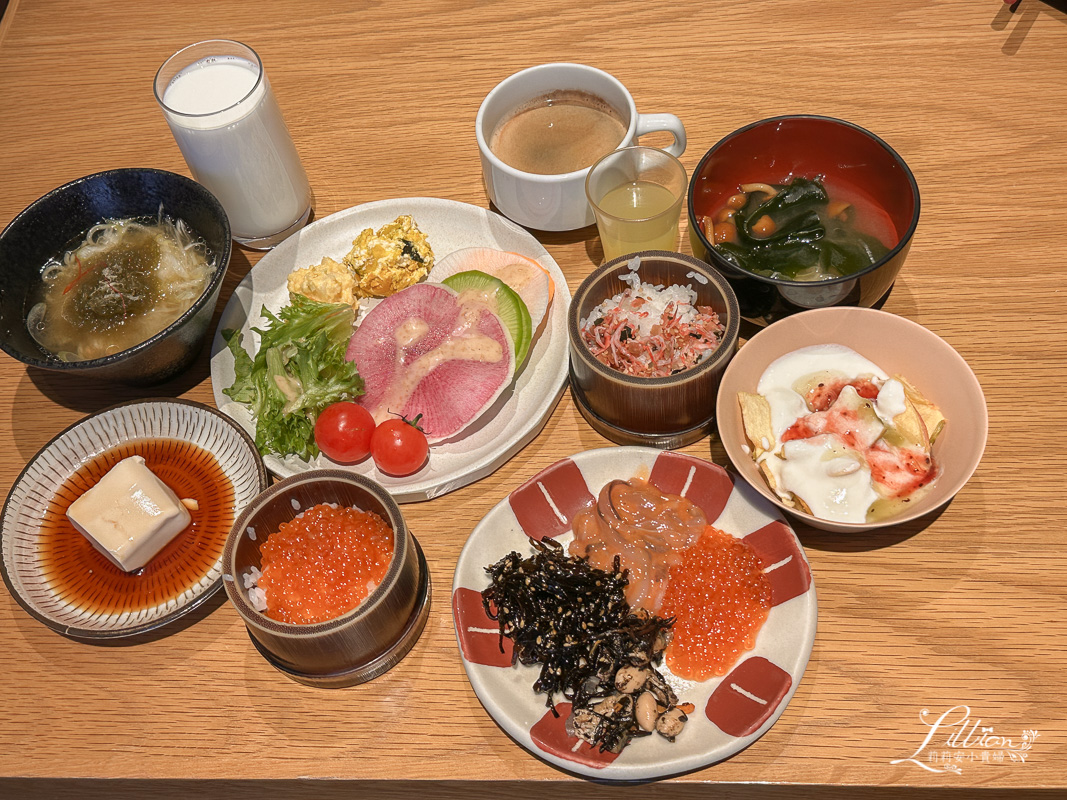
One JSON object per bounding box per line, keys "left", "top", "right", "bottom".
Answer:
{"left": 286, "top": 215, "right": 434, "bottom": 306}
{"left": 344, "top": 215, "right": 433, "bottom": 298}
{"left": 286, "top": 256, "right": 357, "bottom": 306}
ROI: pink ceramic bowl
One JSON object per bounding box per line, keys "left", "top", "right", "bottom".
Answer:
{"left": 715, "top": 307, "right": 987, "bottom": 533}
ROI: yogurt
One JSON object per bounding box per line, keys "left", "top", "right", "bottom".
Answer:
{"left": 752, "top": 344, "right": 932, "bottom": 524}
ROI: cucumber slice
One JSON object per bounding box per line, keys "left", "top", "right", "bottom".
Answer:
{"left": 443, "top": 270, "right": 532, "bottom": 367}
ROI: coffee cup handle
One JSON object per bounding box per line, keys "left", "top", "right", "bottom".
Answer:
{"left": 634, "top": 113, "right": 687, "bottom": 158}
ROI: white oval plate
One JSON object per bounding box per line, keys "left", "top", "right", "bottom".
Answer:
{"left": 452, "top": 447, "right": 817, "bottom": 780}
{"left": 210, "top": 197, "right": 570, "bottom": 503}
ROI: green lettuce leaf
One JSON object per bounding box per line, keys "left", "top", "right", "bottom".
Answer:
{"left": 222, "top": 294, "right": 363, "bottom": 460}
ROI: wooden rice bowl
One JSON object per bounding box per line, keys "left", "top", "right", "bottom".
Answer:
{"left": 568, "top": 251, "right": 740, "bottom": 449}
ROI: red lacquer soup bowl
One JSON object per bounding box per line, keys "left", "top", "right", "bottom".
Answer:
{"left": 687, "top": 115, "right": 920, "bottom": 326}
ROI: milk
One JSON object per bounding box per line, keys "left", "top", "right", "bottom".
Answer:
{"left": 158, "top": 52, "right": 311, "bottom": 245}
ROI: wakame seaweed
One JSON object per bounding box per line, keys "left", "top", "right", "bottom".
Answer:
{"left": 401, "top": 239, "right": 425, "bottom": 263}
{"left": 712, "top": 176, "right": 889, "bottom": 280}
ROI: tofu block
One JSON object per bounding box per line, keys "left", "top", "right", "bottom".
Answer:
{"left": 66, "top": 455, "right": 192, "bottom": 572}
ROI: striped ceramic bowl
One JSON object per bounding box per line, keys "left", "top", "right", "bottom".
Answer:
{"left": 1, "top": 399, "right": 267, "bottom": 639}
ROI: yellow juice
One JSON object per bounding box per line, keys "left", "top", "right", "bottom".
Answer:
{"left": 594, "top": 180, "right": 681, "bottom": 261}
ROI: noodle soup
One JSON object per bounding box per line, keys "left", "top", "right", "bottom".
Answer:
{"left": 27, "top": 215, "right": 215, "bottom": 362}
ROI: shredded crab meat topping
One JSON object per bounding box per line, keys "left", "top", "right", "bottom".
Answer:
{"left": 580, "top": 281, "right": 726, "bottom": 378}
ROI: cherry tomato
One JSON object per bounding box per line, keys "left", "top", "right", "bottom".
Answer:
{"left": 370, "top": 414, "right": 429, "bottom": 476}
{"left": 314, "top": 402, "right": 376, "bottom": 463}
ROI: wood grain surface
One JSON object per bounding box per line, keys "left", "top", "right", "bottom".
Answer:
{"left": 1, "top": 0, "right": 1065, "bottom": 797}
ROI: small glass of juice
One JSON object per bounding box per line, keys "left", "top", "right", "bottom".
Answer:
{"left": 585, "top": 146, "right": 687, "bottom": 262}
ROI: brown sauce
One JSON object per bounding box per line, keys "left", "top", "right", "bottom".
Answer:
{"left": 38, "top": 439, "right": 235, "bottom": 616}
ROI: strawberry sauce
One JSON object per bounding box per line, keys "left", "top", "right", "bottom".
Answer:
{"left": 782, "top": 383, "right": 936, "bottom": 499}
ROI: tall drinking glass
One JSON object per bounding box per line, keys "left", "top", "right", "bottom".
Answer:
{"left": 586, "top": 146, "right": 687, "bottom": 262}
{"left": 154, "top": 40, "right": 312, "bottom": 250}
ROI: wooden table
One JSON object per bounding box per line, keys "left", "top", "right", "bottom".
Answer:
{"left": 1, "top": 1, "right": 1065, "bottom": 797}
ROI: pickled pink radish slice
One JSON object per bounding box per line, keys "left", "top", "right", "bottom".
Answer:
{"left": 346, "top": 283, "right": 515, "bottom": 442}
{"left": 430, "top": 247, "right": 554, "bottom": 337}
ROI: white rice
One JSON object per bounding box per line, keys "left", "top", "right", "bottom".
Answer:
{"left": 242, "top": 565, "right": 262, "bottom": 589}
{"left": 248, "top": 587, "right": 268, "bottom": 612}
{"left": 583, "top": 260, "right": 701, "bottom": 340}
{"left": 243, "top": 565, "right": 268, "bottom": 612}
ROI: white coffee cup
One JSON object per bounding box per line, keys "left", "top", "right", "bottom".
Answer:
{"left": 476, "top": 63, "right": 686, "bottom": 232}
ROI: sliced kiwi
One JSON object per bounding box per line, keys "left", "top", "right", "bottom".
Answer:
{"left": 443, "top": 270, "right": 532, "bottom": 366}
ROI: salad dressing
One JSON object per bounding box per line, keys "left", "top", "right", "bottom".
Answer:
{"left": 394, "top": 318, "right": 430, "bottom": 348}
{"left": 378, "top": 306, "right": 505, "bottom": 425}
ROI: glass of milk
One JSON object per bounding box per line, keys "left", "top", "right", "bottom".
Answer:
{"left": 154, "top": 40, "right": 312, "bottom": 249}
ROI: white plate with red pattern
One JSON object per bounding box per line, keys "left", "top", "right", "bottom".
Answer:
{"left": 451, "top": 447, "right": 817, "bottom": 780}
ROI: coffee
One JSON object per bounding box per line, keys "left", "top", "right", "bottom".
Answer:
{"left": 490, "top": 90, "right": 627, "bottom": 175}
{"left": 476, "top": 63, "right": 686, "bottom": 230}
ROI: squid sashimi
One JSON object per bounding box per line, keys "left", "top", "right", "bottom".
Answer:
{"left": 346, "top": 283, "right": 514, "bottom": 442}
{"left": 429, "top": 247, "right": 554, "bottom": 338}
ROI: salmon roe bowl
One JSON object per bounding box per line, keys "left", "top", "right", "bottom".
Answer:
{"left": 223, "top": 470, "right": 431, "bottom": 687}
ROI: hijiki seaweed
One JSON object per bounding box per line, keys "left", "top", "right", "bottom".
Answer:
{"left": 482, "top": 538, "right": 689, "bottom": 753}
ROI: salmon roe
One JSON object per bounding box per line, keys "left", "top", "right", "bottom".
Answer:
{"left": 258, "top": 504, "right": 394, "bottom": 625}
{"left": 660, "top": 525, "right": 771, "bottom": 680}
